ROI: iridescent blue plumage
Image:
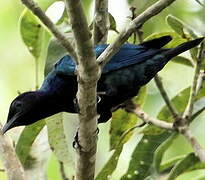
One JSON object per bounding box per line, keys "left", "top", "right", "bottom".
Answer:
{"left": 54, "top": 43, "right": 163, "bottom": 76}
{"left": 2, "top": 36, "right": 204, "bottom": 133}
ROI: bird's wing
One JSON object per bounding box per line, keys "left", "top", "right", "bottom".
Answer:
{"left": 54, "top": 55, "right": 77, "bottom": 76}
{"left": 54, "top": 43, "right": 163, "bottom": 76}
{"left": 102, "top": 44, "right": 163, "bottom": 73}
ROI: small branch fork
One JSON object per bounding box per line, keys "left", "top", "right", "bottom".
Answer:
{"left": 126, "top": 43, "right": 205, "bottom": 163}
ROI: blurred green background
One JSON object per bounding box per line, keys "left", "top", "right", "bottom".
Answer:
{"left": 0, "top": 0, "right": 205, "bottom": 179}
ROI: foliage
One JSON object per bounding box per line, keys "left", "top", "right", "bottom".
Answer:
{"left": 1, "top": 0, "right": 205, "bottom": 180}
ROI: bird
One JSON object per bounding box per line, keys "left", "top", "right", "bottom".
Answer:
{"left": 2, "top": 35, "right": 204, "bottom": 134}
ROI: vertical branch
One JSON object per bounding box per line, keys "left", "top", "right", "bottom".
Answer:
{"left": 97, "top": 0, "right": 177, "bottom": 66}
{"left": 154, "top": 75, "right": 179, "bottom": 119}
{"left": 65, "top": 1, "right": 100, "bottom": 180}
{"left": 0, "top": 124, "right": 26, "bottom": 180}
{"left": 93, "top": 0, "right": 108, "bottom": 44}
{"left": 183, "top": 43, "right": 204, "bottom": 120}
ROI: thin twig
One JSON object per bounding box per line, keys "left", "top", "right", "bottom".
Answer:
{"left": 179, "top": 126, "right": 205, "bottom": 163}
{"left": 126, "top": 105, "right": 205, "bottom": 163}
{"left": 154, "top": 75, "right": 179, "bottom": 119}
{"left": 64, "top": 1, "right": 99, "bottom": 180}
{"left": 21, "top": 0, "right": 77, "bottom": 61}
{"left": 93, "top": 0, "right": 108, "bottom": 44}
{"left": 183, "top": 43, "right": 204, "bottom": 120}
{"left": 59, "top": 161, "right": 69, "bottom": 180}
{"left": 0, "top": 169, "right": 5, "bottom": 172}
{"left": 0, "top": 123, "right": 26, "bottom": 180}
{"left": 97, "top": 0, "right": 177, "bottom": 67}
{"left": 125, "top": 104, "right": 174, "bottom": 130}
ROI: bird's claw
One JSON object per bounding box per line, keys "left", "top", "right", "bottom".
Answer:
{"left": 73, "top": 98, "right": 80, "bottom": 113}
{"left": 72, "top": 128, "right": 99, "bottom": 150}
{"left": 72, "top": 131, "right": 82, "bottom": 150}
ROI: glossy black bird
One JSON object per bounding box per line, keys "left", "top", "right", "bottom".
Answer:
{"left": 2, "top": 36, "right": 204, "bottom": 133}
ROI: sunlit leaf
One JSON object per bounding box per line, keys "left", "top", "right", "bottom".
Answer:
{"left": 172, "top": 56, "right": 194, "bottom": 67}
{"left": 95, "top": 144, "right": 123, "bottom": 180}
{"left": 167, "top": 153, "right": 205, "bottom": 180}
{"left": 110, "top": 86, "right": 147, "bottom": 150}
{"left": 20, "top": 9, "right": 51, "bottom": 59}
{"left": 145, "top": 32, "right": 187, "bottom": 49}
{"left": 45, "top": 38, "right": 67, "bottom": 75}
{"left": 109, "top": 13, "right": 119, "bottom": 33}
{"left": 15, "top": 120, "right": 45, "bottom": 168}
{"left": 121, "top": 132, "right": 172, "bottom": 180}
{"left": 166, "top": 15, "right": 186, "bottom": 38}
{"left": 154, "top": 133, "right": 178, "bottom": 172}
{"left": 46, "top": 113, "right": 73, "bottom": 165}
{"left": 143, "top": 80, "right": 205, "bottom": 135}
{"left": 160, "top": 155, "right": 186, "bottom": 172}
{"left": 194, "top": 175, "right": 205, "bottom": 180}
{"left": 195, "top": 0, "right": 205, "bottom": 7}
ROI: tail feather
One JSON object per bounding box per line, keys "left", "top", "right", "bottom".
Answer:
{"left": 164, "top": 37, "right": 204, "bottom": 59}
{"left": 140, "top": 35, "right": 172, "bottom": 49}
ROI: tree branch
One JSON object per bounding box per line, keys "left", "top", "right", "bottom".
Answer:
{"left": 129, "top": 106, "right": 174, "bottom": 130}
{"left": 178, "top": 126, "right": 205, "bottom": 163}
{"left": 21, "top": 0, "right": 77, "bottom": 61}
{"left": 0, "top": 124, "right": 26, "bottom": 180}
{"left": 183, "top": 43, "right": 204, "bottom": 120}
{"left": 154, "top": 75, "right": 179, "bottom": 119}
{"left": 93, "top": 0, "right": 108, "bottom": 44}
{"left": 97, "top": 0, "right": 177, "bottom": 67}
{"left": 64, "top": 1, "right": 99, "bottom": 180}
{"left": 126, "top": 105, "right": 205, "bottom": 163}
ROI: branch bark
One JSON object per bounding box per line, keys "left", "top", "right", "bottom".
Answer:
{"left": 128, "top": 106, "right": 174, "bottom": 130}
{"left": 154, "top": 75, "right": 179, "bottom": 119}
{"left": 0, "top": 124, "right": 26, "bottom": 180}
{"left": 183, "top": 43, "right": 204, "bottom": 120}
{"left": 21, "top": 0, "right": 77, "bottom": 61}
{"left": 97, "top": 0, "right": 177, "bottom": 67}
{"left": 64, "top": 1, "right": 99, "bottom": 180}
{"left": 93, "top": 0, "right": 109, "bottom": 44}
{"left": 178, "top": 126, "right": 205, "bottom": 163}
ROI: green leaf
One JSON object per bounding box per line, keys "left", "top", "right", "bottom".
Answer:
{"left": 46, "top": 113, "right": 73, "bottom": 165}
{"left": 121, "top": 132, "right": 172, "bottom": 180}
{"left": 172, "top": 56, "right": 194, "bottom": 67}
{"left": 145, "top": 32, "right": 187, "bottom": 49}
{"left": 15, "top": 120, "right": 45, "bottom": 168}
{"left": 95, "top": 144, "right": 123, "bottom": 180}
{"left": 153, "top": 133, "right": 178, "bottom": 172}
{"left": 166, "top": 15, "right": 186, "bottom": 38}
{"left": 20, "top": 9, "right": 51, "bottom": 59}
{"left": 110, "top": 86, "right": 147, "bottom": 150}
{"left": 167, "top": 153, "right": 205, "bottom": 180}
{"left": 109, "top": 13, "right": 119, "bottom": 33}
{"left": 195, "top": 0, "right": 205, "bottom": 7}
{"left": 45, "top": 38, "right": 68, "bottom": 75}
{"left": 143, "top": 80, "right": 205, "bottom": 135}
{"left": 194, "top": 175, "right": 205, "bottom": 180}
{"left": 160, "top": 155, "right": 186, "bottom": 172}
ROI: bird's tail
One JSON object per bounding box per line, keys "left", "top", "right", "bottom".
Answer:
{"left": 164, "top": 37, "right": 204, "bottom": 59}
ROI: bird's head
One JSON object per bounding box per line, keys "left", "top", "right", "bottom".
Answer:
{"left": 2, "top": 91, "right": 52, "bottom": 134}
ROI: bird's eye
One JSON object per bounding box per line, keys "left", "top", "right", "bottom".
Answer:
{"left": 14, "top": 101, "right": 22, "bottom": 109}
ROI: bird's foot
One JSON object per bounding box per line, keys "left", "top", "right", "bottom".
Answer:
{"left": 72, "top": 128, "right": 99, "bottom": 150}
{"left": 97, "top": 91, "right": 106, "bottom": 95}
{"left": 72, "top": 131, "right": 82, "bottom": 150}
{"left": 74, "top": 95, "right": 101, "bottom": 111}
{"left": 73, "top": 98, "right": 80, "bottom": 113}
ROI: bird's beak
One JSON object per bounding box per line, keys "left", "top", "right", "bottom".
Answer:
{"left": 2, "top": 117, "right": 17, "bottom": 134}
